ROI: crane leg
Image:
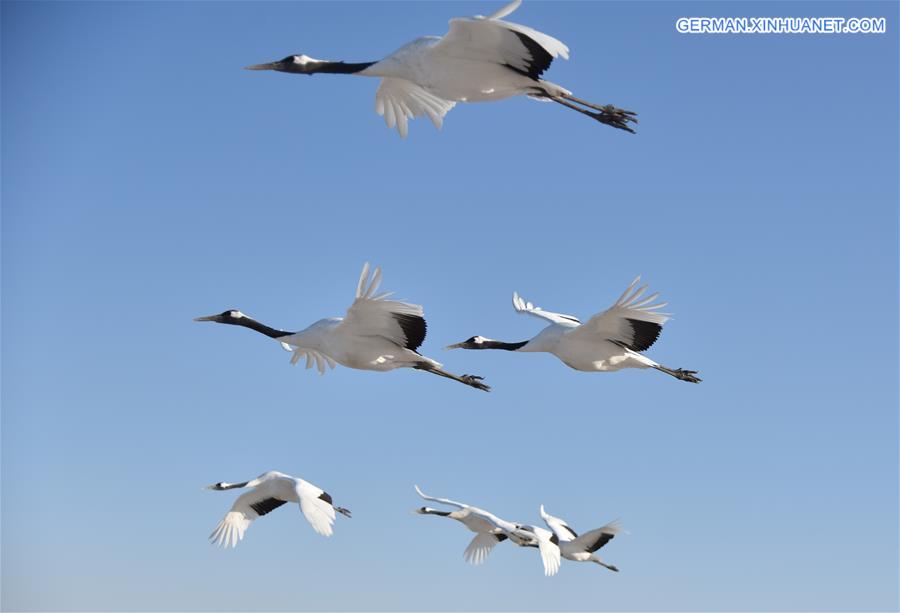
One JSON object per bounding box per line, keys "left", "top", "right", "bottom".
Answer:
{"left": 592, "top": 558, "right": 620, "bottom": 572}
{"left": 414, "top": 363, "right": 491, "bottom": 392}
{"left": 549, "top": 96, "right": 638, "bottom": 133}
{"left": 653, "top": 365, "right": 702, "bottom": 383}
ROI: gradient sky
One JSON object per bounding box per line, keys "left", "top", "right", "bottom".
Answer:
{"left": 2, "top": 1, "right": 898, "bottom": 611}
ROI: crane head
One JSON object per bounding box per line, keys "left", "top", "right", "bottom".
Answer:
{"left": 193, "top": 309, "right": 245, "bottom": 324}
{"left": 415, "top": 507, "right": 450, "bottom": 517}
{"left": 445, "top": 336, "right": 488, "bottom": 350}
{"left": 245, "top": 54, "right": 328, "bottom": 74}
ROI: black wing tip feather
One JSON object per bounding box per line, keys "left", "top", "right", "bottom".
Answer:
{"left": 625, "top": 318, "right": 662, "bottom": 352}
{"left": 507, "top": 31, "right": 554, "bottom": 80}
{"left": 318, "top": 491, "right": 333, "bottom": 505}
{"left": 249, "top": 497, "right": 288, "bottom": 517}
{"left": 588, "top": 532, "right": 615, "bottom": 553}
{"left": 393, "top": 313, "right": 427, "bottom": 351}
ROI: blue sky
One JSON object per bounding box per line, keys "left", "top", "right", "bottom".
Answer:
{"left": 2, "top": 1, "right": 897, "bottom": 611}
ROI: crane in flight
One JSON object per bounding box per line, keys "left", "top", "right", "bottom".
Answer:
{"left": 245, "top": 0, "right": 637, "bottom": 137}
{"left": 195, "top": 263, "right": 490, "bottom": 391}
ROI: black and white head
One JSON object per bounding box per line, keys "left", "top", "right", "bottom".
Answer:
{"left": 245, "top": 54, "right": 324, "bottom": 74}
{"left": 193, "top": 309, "right": 247, "bottom": 325}
{"left": 444, "top": 335, "right": 490, "bottom": 350}
{"left": 244, "top": 54, "right": 373, "bottom": 75}
{"left": 206, "top": 481, "right": 228, "bottom": 491}
{"left": 414, "top": 506, "right": 450, "bottom": 516}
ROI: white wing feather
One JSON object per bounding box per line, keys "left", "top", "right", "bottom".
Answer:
{"left": 485, "top": 0, "right": 521, "bottom": 20}
{"left": 375, "top": 78, "right": 456, "bottom": 138}
{"left": 569, "top": 277, "right": 671, "bottom": 349}
{"left": 463, "top": 532, "right": 503, "bottom": 565}
{"left": 539, "top": 504, "right": 578, "bottom": 542}
{"left": 533, "top": 528, "right": 562, "bottom": 576}
{"left": 208, "top": 478, "right": 285, "bottom": 549}
{"left": 570, "top": 520, "right": 623, "bottom": 552}
{"left": 289, "top": 348, "right": 337, "bottom": 375}
{"left": 512, "top": 292, "right": 581, "bottom": 326}
{"left": 296, "top": 480, "right": 337, "bottom": 537}
{"left": 414, "top": 484, "right": 468, "bottom": 510}
{"left": 336, "top": 263, "right": 426, "bottom": 351}
{"left": 434, "top": 15, "right": 569, "bottom": 77}
{"left": 471, "top": 515, "right": 560, "bottom": 576}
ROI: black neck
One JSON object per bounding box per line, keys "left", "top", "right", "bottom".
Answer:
{"left": 482, "top": 340, "right": 529, "bottom": 351}
{"left": 235, "top": 317, "right": 292, "bottom": 339}
{"left": 425, "top": 509, "right": 451, "bottom": 517}
{"left": 311, "top": 61, "right": 375, "bottom": 74}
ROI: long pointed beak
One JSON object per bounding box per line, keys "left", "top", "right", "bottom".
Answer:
{"left": 444, "top": 342, "right": 465, "bottom": 350}
{"left": 193, "top": 315, "right": 217, "bottom": 322}
{"left": 244, "top": 62, "right": 280, "bottom": 71}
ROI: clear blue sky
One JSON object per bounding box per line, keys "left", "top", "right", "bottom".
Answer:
{"left": 2, "top": 1, "right": 897, "bottom": 611}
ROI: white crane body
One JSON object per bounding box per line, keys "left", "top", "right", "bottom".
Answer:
{"left": 360, "top": 37, "right": 567, "bottom": 104}
{"left": 278, "top": 318, "right": 440, "bottom": 372}
{"left": 519, "top": 323, "right": 658, "bottom": 372}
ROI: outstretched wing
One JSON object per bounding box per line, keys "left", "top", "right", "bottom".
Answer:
{"left": 539, "top": 504, "right": 578, "bottom": 542}
{"left": 208, "top": 479, "right": 288, "bottom": 548}
{"left": 570, "top": 520, "right": 622, "bottom": 553}
{"left": 533, "top": 528, "right": 562, "bottom": 577}
{"left": 295, "top": 479, "right": 338, "bottom": 537}
{"left": 513, "top": 292, "right": 581, "bottom": 327}
{"left": 463, "top": 532, "right": 508, "bottom": 565}
{"left": 433, "top": 8, "right": 569, "bottom": 81}
{"left": 569, "top": 277, "right": 671, "bottom": 352}
{"left": 375, "top": 78, "right": 456, "bottom": 138}
{"left": 337, "top": 263, "right": 427, "bottom": 352}
{"left": 414, "top": 484, "right": 469, "bottom": 510}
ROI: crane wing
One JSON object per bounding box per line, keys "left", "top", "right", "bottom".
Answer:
{"left": 433, "top": 14, "right": 569, "bottom": 81}
{"left": 338, "top": 263, "right": 427, "bottom": 352}
{"left": 463, "top": 532, "right": 507, "bottom": 565}
{"left": 569, "top": 520, "right": 622, "bottom": 553}
{"left": 568, "top": 277, "right": 671, "bottom": 352}
{"left": 414, "top": 484, "right": 469, "bottom": 510}
{"left": 286, "top": 347, "right": 337, "bottom": 375}
{"left": 533, "top": 528, "right": 562, "bottom": 577}
{"left": 485, "top": 0, "right": 521, "bottom": 20}
{"left": 208, "top": 479, "right": 288, "bottom": 548}
{"left": 512, "top": 292, "right": 581, "bottom": 326}
{"left": 375, "top": 78, "right": 456, "bottom": 138}
{"left": 539, "top": 504, "right": 578, "bottom": 542}
{"left": 295, "top": 479, "right": 337, "bottom": 537}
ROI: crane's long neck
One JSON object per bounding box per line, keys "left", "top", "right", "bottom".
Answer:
{"left": 233, "top": 317, "right": 292, "bottom": 339}
{"left": 420, "top": 508, "right": 451, "bottom": 517}
{"left": 479, "top": 340, "right": 529, "bottom": 351}
{"left": 311, "top": 61, "right": 377, "bottom": 74}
